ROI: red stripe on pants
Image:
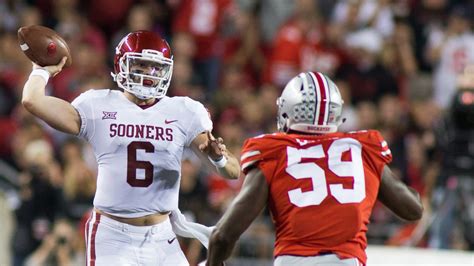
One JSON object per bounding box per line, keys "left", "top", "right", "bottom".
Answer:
{"left": 85, "top": 216, "right": 90, "bottom": 262}
{"left": 89, "top": 212, "right": 101, "bottom": 266}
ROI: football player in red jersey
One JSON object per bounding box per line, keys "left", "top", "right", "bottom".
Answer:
{"left": 206, "top": 71, "right": 423, "bottom": 266}
{"left": 21, "top": 30, "right": 241, "bottom": 265}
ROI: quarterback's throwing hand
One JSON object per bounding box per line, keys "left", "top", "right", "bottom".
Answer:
{"left": 33, "top": 56, "right": 68, "bottom": 77}
{"left": 199, "top": 131, "right": 227, "bottom": 160}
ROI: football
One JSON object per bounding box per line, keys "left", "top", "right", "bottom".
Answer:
{"left": 17, "top": 25, "right": 72, "bottom": 67}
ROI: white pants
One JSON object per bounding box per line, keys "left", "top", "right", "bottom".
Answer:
{"left": 275, "top": 254, "right": 364, "bottom": 266}
{"left": 85, "top": 210, "right": 188, "bottom": 266}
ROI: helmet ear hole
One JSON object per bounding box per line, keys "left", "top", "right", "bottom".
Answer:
{"left": 282, "top": 113, "right": 290, "bottom": 132}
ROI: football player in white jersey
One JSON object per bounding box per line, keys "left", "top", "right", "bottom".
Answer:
{"left": 21, "top": 30, "right": 240, "bottom": 266}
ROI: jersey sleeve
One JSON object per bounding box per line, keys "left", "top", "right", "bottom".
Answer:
{"left": 240, "top": 135, "right": 277, "bottom": 175}
{"left": 71, "top": 90, "right": 96, "bottom": 141}
{"left": 184, "top": 98, "right": 213, "bottom": 146}
{"left": 359, "top": 130, "right": 393, "bottom": 176}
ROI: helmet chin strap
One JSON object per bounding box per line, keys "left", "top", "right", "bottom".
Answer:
{"left": 276, "top": 115, "right": 289, "bottom": 132}
{"left": 133, "top": 93, "right": 153, "bottom": 100}
{"left": 284, "top": 119, "right": 291, "bottom": 133}
{"left": 129, "top": 85, "right": 156, "bottom": 100}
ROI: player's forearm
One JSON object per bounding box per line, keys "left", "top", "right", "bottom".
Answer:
{"left": 22, "top": 76, "right": 80, "bottom": 134}
{"left": 206, "top": 230, "right": 235, "bottom": 266}
{"left": 217, "top": 154, "right": 240, "bottom": 179}
{"left": 207, "top": 168, "right": 267, "bottom": 265}
{"left": 379, "top": 167, "right": 423, "bottom": 221}
{"left": 22, "top": 76, "right": 57, "bottom": 123}
{"left": 22, "top": 75, "right": 47, "bottom": 107}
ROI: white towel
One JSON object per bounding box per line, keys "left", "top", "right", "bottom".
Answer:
{"left": 169, "top": 209, "right": 215, "bottom": 248}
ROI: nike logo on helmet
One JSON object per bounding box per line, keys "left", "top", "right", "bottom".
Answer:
{"left": 167, "top": 237, "right": 176, "bottom": 244}
{"left": 165, "top": 119, "right": 178, "bottom": 124}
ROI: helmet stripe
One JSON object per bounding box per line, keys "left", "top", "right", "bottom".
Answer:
{"left": 306, "top": 72, "right": 319, "bottom": 125}
{"left": 321, "top": 74, "right": 331, "bottom": 124}
{"left": 312, "top": 72, "right": 328, "bottom": 125}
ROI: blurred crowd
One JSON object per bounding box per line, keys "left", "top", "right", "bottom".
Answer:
{"left": 0, "top": 0, "right": 473, "bottom": 265}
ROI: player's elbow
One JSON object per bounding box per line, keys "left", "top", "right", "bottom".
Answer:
{"left": 404, "top": 202, "right": 424, "bottom": 221}
{"left": 397, "top": 198, "right": 424, "bottom": 221}
{"left": 405, "top": 188, "right": 424, "bottom": 221}
{"left": 21, "top": 97, "right": 35, "bottom": 113}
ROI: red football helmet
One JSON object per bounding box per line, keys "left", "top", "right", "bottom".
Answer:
{"left": 112, "top": 31, "right": 173, "bottom": 99}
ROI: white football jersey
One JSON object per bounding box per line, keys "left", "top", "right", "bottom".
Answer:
{"left": 433, "top": 33, "right": 474, "bottom": 108}
{"left": 72, "top": 89, "right": 212, "bottom": 218}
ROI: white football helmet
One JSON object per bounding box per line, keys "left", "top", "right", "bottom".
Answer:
{"left": 276, "top": 71, "right": 344, "bottom": 134}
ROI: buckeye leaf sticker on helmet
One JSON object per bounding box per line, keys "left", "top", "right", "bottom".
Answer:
{"left": 277, "top": 72, "right": 344, "bottom": 134}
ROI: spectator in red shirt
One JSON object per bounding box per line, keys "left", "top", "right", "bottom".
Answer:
{"left": 172, "top": 0, "right": 235, "bottom": 97}
{"left": 266, "top": 0, "right": 347, "bottom": 87}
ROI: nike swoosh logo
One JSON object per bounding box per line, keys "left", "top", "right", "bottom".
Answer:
{"left": 167, "top": 237, "right": 176, "bottom": 244}
{"left": 165, "top": 119, "right": 178, "bottom": 124}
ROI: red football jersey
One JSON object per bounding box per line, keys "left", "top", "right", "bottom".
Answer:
{"left": 240, "top": 130, "right": 392, "bottom": 264}
{"left": 266, "top": 20, "right": 346, "bottom": 87}
{"left": 172, "top": 0, "right": 234, "bottom": 59}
